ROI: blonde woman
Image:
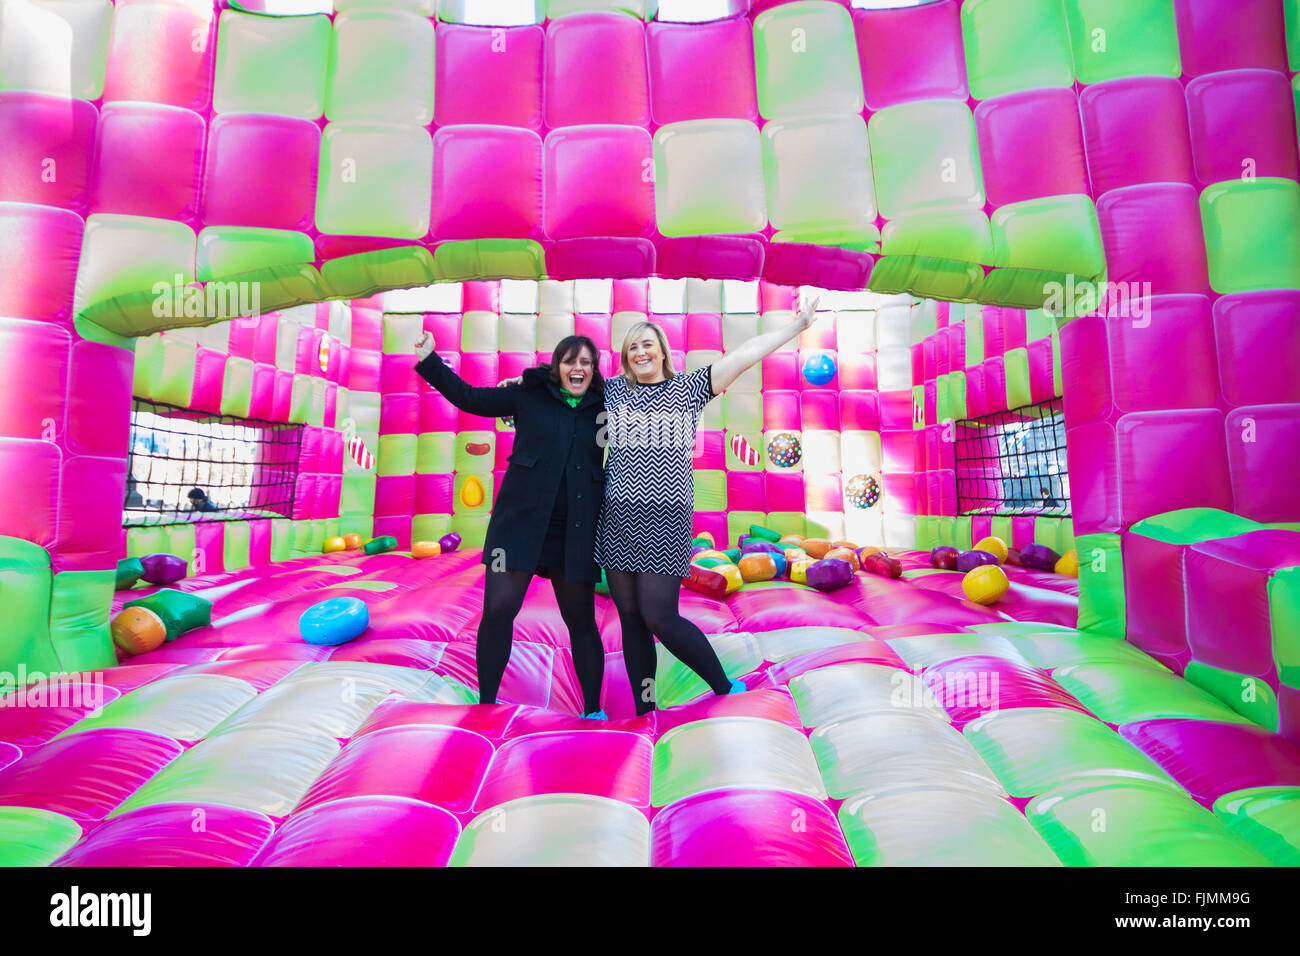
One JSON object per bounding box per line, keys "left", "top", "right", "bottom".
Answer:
{"left": 597, "top": 296, "right": 819, "bottom": 714}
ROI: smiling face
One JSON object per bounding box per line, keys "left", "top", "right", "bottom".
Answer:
{"left": 622, "top": 323, "right": 671, "bottom": 384}
{"left": 557, "top": 344, "right": 596, "bottom": 398}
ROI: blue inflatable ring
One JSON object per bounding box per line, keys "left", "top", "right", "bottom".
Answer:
{"left": 299, "top": 596, "right": 369, "bottom": 646}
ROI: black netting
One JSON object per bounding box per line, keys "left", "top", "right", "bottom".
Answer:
{"left": 954, "top": 398, "right": 1070, "bottom": 517}
{"left": 123, "top": 400, "right": 303, "bottom": 527}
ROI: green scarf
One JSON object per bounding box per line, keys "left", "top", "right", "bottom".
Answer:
{"left": 561, "top": 387, "right": 581, "bottom": 409}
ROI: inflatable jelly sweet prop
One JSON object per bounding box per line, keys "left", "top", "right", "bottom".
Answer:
{"left": 364, "top": 536, "right": 399, "bottom": 555}
{"left": 348, "top": 435, "right": 375, "bottom": 470}
{"left": 110, "top": 607, "right": 166, "bottom": 657}
{"left": 766, "top": 432, "right": 802, "bottom": 469}
{"left": 317, "top": 336, "right": 331, "bottom": 373}
{"left": 861, "top": 552, "right": 903, "bottom": 579}
{"left": 963, "top": 565, "right": 1010, "bottom": 605}
{"left": 1055, "top": 550, "right": 1080, "bottom": 578}
{"left": 115, "top": 558, "right": 144, "bottom": 591}
{"left": 738, "top": 553, "right": 778, "bottom": 583}
{"left": 930, "top": 547, "right": 960, "bottom": 571}
{"left": 805, "top": 558, "right": 854, "bottom": 592}
{"left": 802, "top": 539, "right": 833, "bottom": 559}
{"left": 801, "top": 353, "right": 837, "bottom": 386}
{"left": 121, "top": 590, "right": 212, "bottom": 642}
{"left": 411, "top": 541, "right": 441, "bottom": 559}
{"left": 344, "top": 534, "right": 364, "bottom": 550}
{"left": 140, "top": 553, "right": 187, "bottom": 586}
{"left": 323, "top": 537, "right": 347, "bottom": 554}
{"left": 956, "top": 550, "right": 1000, "bottom": 573}
{"left": 730, "top": 434, "right": 761, "bottom": 467}
{"left": 974, "top": 536, "right": 1009, "bottom": 564}
{"left": 438, "top": 533, "right": 462, "bottom": 554}
{"left": 845, "top": 474, "right": 881, "bottom": 510}
{"left": 684, "top": 565, "right": 728, "bottom": 600}
{"left": 299, "top": 597, "right": 370, "bottom": 647}
{"left": 748, "top": 525, "right": 782, "bottom": 543}
{"left": 1020, "top": 543, "right": 1062, "bottom": 572}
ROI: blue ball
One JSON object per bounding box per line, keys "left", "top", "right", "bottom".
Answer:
{"left": 299, "top": 596, "right": 369, "bottom": 646}
{"left": 802, "top": 353, "right": 837, "bottom": 385}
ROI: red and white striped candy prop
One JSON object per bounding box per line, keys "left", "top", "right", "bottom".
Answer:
{"left": 347, "top": 434, "right": 374, "bottom": 469}
{"left": 730, "top": 433, "right": 761, "bottom": 466}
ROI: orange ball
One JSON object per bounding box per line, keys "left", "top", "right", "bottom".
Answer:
{"left": 825, "top": 547, "right": 859, "bottom": 570}
{"left": 802, "top": 538, "right": 833, "bottom": 559}
{"left": 411, "top": 540, "right": 441, "bottom": 559}
{"left": 111, "top": 606, "right": 166, "bottom": 656}
{"left": 737, "top": 553, "right": 778, "bottom": 582}
{"left": 343, "top": 533, "right": 363, "bottom": 550}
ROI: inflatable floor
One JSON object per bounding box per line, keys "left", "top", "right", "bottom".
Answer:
{"left": 1, "top": 545, "right": 1297, "bottom": 866}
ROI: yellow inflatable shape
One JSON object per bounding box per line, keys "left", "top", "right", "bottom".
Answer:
{"left": 460, "top": 474, "right": 486, "bottom": 508}
{"left": 962, "top": 565, "right": 1010, "bottom": 605}
{"left": 323, "top": 537, "right": 347, "bottom": 553}
{"left": 1055, "top": 550, "right": 1079, "bottom": 577}
{"left": 974, "top": 536, "right": 1008, "bottom": 564}
{"left": 717, "top": 563, "right": 744, "bottom": 594}
{"left": 790, "top": 558, "right": 816, "bottom": 585}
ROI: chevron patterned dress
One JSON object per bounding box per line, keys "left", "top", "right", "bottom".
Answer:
{"left": 595, "top": 365, "right": 716, "bottom": 576}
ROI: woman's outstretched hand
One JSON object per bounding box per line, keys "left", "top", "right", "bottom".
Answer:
{"left": 795, "top": 294, "right": 821, "bottom": 332}
{"left": 497, "top": 375, "right": 523, "bottom": 387}
{"left": 414, "top": 331, "right": 436, "bottom": 362}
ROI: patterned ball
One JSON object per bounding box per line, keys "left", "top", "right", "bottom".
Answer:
{"left": 802, "top": 353, "right": 837, "bottom": 386}
{"left": 845, "top": 473, "right": 881, "bottom": 509}
{"left": 766, "top": 431, "right": 802, "bottom": 469}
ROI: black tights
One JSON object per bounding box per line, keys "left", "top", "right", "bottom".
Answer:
{"left": 477, "top": 568, "right": 604, "bottom": 714}
{"left": 605, "top": 569, "right": 731, "bottom": 715}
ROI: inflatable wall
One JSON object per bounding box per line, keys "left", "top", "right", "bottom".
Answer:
{"left": 0, "top": 0, "right": 1299, "bottom": 867}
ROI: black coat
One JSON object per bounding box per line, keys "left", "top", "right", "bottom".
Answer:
{"left": 413, "top": 351, "right": 606, "bottom": 582}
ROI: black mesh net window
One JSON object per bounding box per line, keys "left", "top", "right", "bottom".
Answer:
{"left": 954, "top": 399, "right": 1070, "bottom": 517}
{"left": 123, "top": 400, "right": 303, "bottom": 527}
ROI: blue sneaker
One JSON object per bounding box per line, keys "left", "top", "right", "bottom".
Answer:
{"left": 582, "top": 709, "right": 609, "bottom": 720}
{"left": 728, "top": 678, "right": 747, "bottom": 695}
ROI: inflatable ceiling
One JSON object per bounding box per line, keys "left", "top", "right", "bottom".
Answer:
{"left": 1, "top": 0, "right": 1299, "bottom": 866}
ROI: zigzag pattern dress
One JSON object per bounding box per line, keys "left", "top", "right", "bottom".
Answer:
{"left": 594, "top": 365, "right": 716, "bottom": 577}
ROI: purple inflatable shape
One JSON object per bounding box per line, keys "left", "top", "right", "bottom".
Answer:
{"left": 741, "top": 541, "right": 783, "bottom": 556}
{"left": 805, "top": 558, "right": 854, "bottom": 592}
{"left": 438, "top": 533, "right": 461, "bottom": 554}
{"left": 140, "top": 552, "right": 187, "bottom": 585}
{"left": 956, "top": 550, "right": 999, "bottom": 573}
{"left": 1020, "top": 543, "right": 1061, "bottom": 572}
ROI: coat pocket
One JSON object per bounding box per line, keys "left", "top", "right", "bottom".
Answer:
{"left": 508, "top": 453, "right": 538, "bottom": 468}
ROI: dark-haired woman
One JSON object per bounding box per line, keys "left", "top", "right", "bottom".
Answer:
{"left": 413, "top": 332, "right": 608, "bottom": 719}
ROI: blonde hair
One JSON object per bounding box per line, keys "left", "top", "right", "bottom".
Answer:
{"left": 620, "top": 321, "right": 676, "bottom": 387}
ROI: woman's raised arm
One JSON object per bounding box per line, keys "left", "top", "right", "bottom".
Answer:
{"left": 707, "top": 295, "right": 820, "bottom": 395}
{"left": 413, "top": 331, "right": 520, "bottom": 417}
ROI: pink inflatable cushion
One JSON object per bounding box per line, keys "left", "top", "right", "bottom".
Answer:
{"left": 91, "top": 102, "right": 205, "bottom": 220}
{"left": 0, "top": 204, "right": 82, "bottom": 322}
{"left": 853, "top": 0, "right": 966, "bottom": 110}
{"left": 1097, "top": 183, "right": 1209, "bottom": 296}
{"left": 545, "top": 13, "right": 649, "bottom": 128}
{"left": 354, "top": 701, "right": 518, "bottom": 741}
{"left": 430, "top": 126, "right": 542, "bottom": 240}
{"left": 0, "top": 729, "right": 183, "bottom": 822}
{"left": 252, "top": 796, "right": 460, "bottom": 866}
{"left": 1186, "top": 69, "right": 1300, "bottom": 184}
{"left": 1173, "top": 0, "right": 1290, "bottom": 76}
{"left": 1121, "top": 719, "right": 1300, "bottom": 806}
{"left": 503, "top": 708, "right": 656, "bottom": 739}
{"left": 650, "top": 788, "right": 854, "bottom": 866}
{"left": 1116, "top": 410, "right": 1232, "bottom": 526}
{"left": 923, "top": 656, "right": 1092, "bottom": 728}
{"left": 0, "top": 92, "right": 97, "bottom": 211}
{"left": 975, "top": 88, "right": 1088, "bottom": 207}
{"left": 544, "top": 126, "right": 655, "bottom": 239}
{"left": 294, "top": 725, "right": 494, "bottom": 815}
{"left": 473, "top": 730, "right": 653, "bottom": 810}
{"left": 0, "top": 684, "right": 123, "bottom": 747}
{"left": 646, "top": 17, "right": 758, "bottom": 124}
{"left": 435, "top": 24, "right": 544, "bottom": 129}
{"left": 1225, "top": 405, "right": 1300, "bottom": 523}
{"left": 1078, "top": 77, "right": 1193, "bottom": 195}
{"left": 53, "top": 803, "right": 273, "bottom": 867}
{"left": 653, "top": 688, "right": 803, "bottom": 735}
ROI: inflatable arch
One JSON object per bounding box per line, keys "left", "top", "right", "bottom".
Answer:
{"left": 1, "top": 0, "right": 1299, "bottom": 866}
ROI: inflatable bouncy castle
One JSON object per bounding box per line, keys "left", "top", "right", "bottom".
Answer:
{"left": 0, "top": 0, "right": 1298, "bottom": 867}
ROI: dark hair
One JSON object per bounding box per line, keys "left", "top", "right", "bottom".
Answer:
{"left": 547, "top": 335, "right": 604, "bottom": 393}
{"left": 187, "top": 488, "right": 206, "bottom": 500}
